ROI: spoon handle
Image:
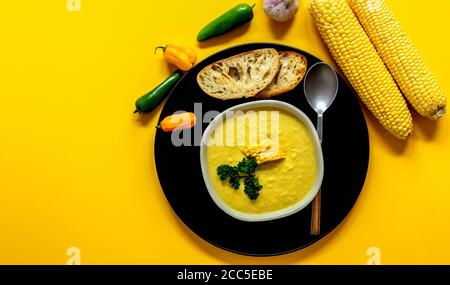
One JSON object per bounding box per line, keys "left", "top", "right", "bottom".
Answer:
{"left": 311, "top": 114, "right": 323, "bottom": 235}
{"left": 317, "top": 114, "right": 323, "bottom": 142}
{"left": 311, "top": 190, "right": 321, "bottom": 235}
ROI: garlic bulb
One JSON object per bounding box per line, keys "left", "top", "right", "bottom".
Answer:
{"left": 263, "top": 0, "right": 299, "bottom": 22}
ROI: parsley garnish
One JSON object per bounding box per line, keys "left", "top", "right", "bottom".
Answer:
{"left": 244, "top": 174, "right": 263, "bottom": 201}
{"left": 217, "top": 165, "right": 235, "bottom": 181}
{"left": 217, "top": 164, "right": 240, "bottom": 189}
{"left": 237, "top": 156, "right": 258, "bottom": 175}
{"left": 216, "top": 156, "right": 263, "bottom": 200}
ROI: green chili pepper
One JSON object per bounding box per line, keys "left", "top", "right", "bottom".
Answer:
{"left": 134, "top": 70, "right": 183, "bottom": 114}
{"left": 197, "top": 3, "right": 256, "bottom": 42}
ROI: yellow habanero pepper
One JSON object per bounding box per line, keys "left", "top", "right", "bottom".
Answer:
{"left": 155, "top": 44, "right": 197, "bottom": 71}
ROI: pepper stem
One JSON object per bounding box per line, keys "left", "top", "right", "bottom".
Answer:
{"left": 251, "top": 4, "right": 256, "bottom": 9}
{"left": 133, "top": 109, "right": 140, "bottom": 114}
{"left": 154, "top": 46, "right": 167, "bottom": 54}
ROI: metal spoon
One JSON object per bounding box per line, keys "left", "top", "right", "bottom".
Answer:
{"left": 303, "top": 62, "right": 339, "bottom": 235}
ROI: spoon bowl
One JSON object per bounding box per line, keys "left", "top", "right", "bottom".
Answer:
{"left": 304, "top": 62, "right": 339, "bottom": 118}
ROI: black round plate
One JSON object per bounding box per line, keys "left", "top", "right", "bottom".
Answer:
{"left": 154, "top": 43, "right": 369, "bottom": 256}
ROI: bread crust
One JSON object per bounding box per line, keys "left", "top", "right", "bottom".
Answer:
{"left": 197, "top": 48, "right": 280, "bottom": 100}
{"left": 258, "top": 51, "right": 308, "bottom": 98}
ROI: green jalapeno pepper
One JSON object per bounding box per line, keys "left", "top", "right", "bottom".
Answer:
{"left": 197, "top": 3, "right": 255, "bottom": 42}
{"left": 134, "top": 70, "right": 183, "bottom": 114}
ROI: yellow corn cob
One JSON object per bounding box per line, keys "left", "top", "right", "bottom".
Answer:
{"left": 308, "top": 0, "right": 413, "bottom": 139}
{"left": 351, "top": 0, "right": 446, "bottom": 120}
{"left": 241, "top": 140, "right": 286, "bottom": 164}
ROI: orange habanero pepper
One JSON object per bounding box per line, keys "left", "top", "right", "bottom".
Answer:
{"left": 157, "top": 112, "right": 197, "bottom": 132}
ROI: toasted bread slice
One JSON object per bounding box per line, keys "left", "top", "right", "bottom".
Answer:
{"left": 197, "top": 48, "right": 280, "bottom": 100}
{"left": 258, "top": 51, "right": 308, "bottom": 98}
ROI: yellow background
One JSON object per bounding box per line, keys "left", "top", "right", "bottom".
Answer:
{"left": 0, "top": 0, "right": 449, "bottom": 265}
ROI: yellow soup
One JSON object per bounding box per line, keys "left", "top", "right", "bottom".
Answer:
{"left": 205, "top": 107, "right": 318, "bottom": 214}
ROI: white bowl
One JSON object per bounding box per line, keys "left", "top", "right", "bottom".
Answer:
{"left": 200, "top": 100, "right": 324, "bottom": 222}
